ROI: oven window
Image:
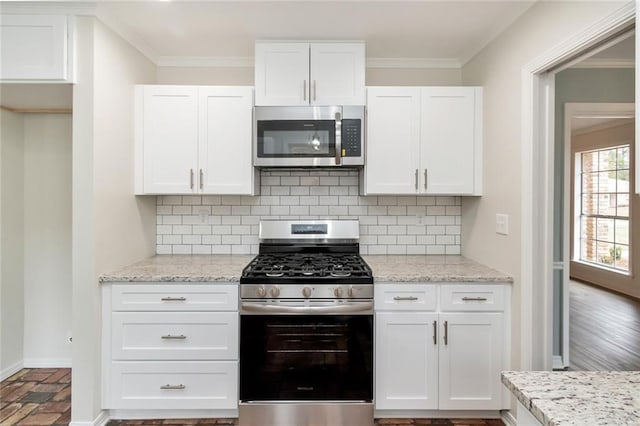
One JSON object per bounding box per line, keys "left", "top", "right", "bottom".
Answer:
{"left": 257, "top": 120, "right": 335, "bottom": 157}
{"left": 240, "top": 315, "right": 373, "bottom": 401}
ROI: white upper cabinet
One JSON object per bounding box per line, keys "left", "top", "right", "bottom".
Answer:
{"left": 255, "top": 41, "right": 365, "bottom": 106}
{"left": 365, "top": 87, "right": 421, "bottom": 194}
{"left": 199, "top": 86, "right": 254, "bottom": 194}
{"left": 365, "top": 86, "right": 483, "bottom": 196}
{"left": 0, "top": 14, "right": 73, "bottom": 82}
{"left": 141, "top": 86, "right": 199, "bottom": 194}
{"left": 136, "top": 85, "right": 257, "bottom": 195}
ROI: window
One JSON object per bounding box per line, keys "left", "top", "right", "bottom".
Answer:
{"left": 576, "top": 145, "right": 630, "bottom": 272}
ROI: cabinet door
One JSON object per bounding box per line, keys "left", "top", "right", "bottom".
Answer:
{"left": 255, "top": 42, "right": 310, "bottom": 106}
{"left": 438, "top": 312, "right": 503, "bottom": 410}
{"left": 142, "top": 86, "right": 198, "bottom": 194}
{"left": 420, "top": 87, "right": 479, "bottom": 195}
{"left": 199, "top": 87, "right": 255, "bottom": 194}
{"left": 310, "top": 43, "right": 365, "bottom": 105}
{"left": 375, "top": 312, "right": 438, "bottom": 410}
{"left": 365, "top": 87, "right": 421, "bottom": 194}
{"left": 0, "top": 14, "right": 69, "bottom": 81}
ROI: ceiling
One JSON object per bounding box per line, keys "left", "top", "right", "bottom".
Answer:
{"left": 96, "top": 0, "right": 537, "bottom": 66}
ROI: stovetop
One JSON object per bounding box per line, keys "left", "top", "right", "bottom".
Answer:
{"left": 240, "top": 252, "right": 373, "bottom": 285}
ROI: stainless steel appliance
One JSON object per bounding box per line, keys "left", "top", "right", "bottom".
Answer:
{"left": 254, "top": 106, "right": 365, "bottom": 167}
{"left": 239, "top": 220, "right": 374, "bottom": 426}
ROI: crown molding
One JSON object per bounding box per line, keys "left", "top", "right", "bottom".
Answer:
{"left": 0, "top": 1, "right": 96, "bottom": 16}
{"left": 156, "top": 56, "right": 254, "bottom": 68}
{"left": 571, "top": 58, "right": 635, "bottom": 68}
{"left": 366, "top": 57, "right": 461, "bottom": 69}
{"left": 95, "top": 6, "right": 159, "bottom": 64}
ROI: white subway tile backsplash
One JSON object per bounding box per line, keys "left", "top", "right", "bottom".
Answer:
{"left": 156, "top": 170, "right": 462, "bottom": 255}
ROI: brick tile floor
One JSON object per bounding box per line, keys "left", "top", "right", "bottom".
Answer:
{"left": 0, "top": 368, "right": 71, "bottom": 426}
{"left": 1, "top": 369, "right": 504, "bottom": 426}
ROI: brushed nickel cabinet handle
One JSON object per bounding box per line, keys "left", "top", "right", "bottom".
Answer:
{"left": 433, "top": 320, "right": 437, "bottom": 345}
{"left": 161, "top": 296, "right": 187, "bottom": 302}
{"left": 415, "top": 169, "right": 418, "bottom": 190}
{"left": 313, "top": 80, "right": 317, "bottom": 101}
{"left": 393, "top": 296, "right": 418, "bottom": 301}
{"left": 161, "top": 334, "right": 186, "bottom": 340}
{"left": 160, "top": 384, "right": 186, "bottom": 390}
{"left": 444, "top": 320, "right": 448, "bottom": 345}
{"left": 462, "top": 297, "right": 488, "bottom": 301}
{"left": 190, "top": 169, "right": 194, "bottom": 189}
{"left": 199, "top": 169, "right": 204, "bottom": 190}
{"left": 303, "top": 80, "right": 307, "bottom": 101}
{"left": 424, "top": 169, "right": 428, "bottom": 190}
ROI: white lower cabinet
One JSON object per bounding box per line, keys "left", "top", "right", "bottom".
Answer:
{"left": 375, "top": 283, "right": 509, "bottom": 413}
{"left": 103, "top": 283, "right": 239, "bottom": 415}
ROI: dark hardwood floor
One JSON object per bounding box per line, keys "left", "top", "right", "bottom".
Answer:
{"left": 569, "top": 279, "right": 640, "bottom": 371}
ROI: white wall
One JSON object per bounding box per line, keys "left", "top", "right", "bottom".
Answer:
{"left": 156, "top": 66, "right": 461, "bottom": 86}
{"left": 0, "top": 108, "right": 25, "bottom": 379}
{"left": 71, "top": 17, "right": 156, "bottom": 424}
{"left": 461, "top": 0, "right": 628, "bottom": 372}
{"left": 23, "top": 113, "right": 72, "bottom": 367}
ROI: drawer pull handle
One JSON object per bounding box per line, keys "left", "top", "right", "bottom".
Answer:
{"left": 161, "top": 297, "right": 187, "bottom": 302}
{"left": 444, "top": 320, "right": 449, "bottom": 345}
{"left": 394, "top": 296, "right": 418, "bottom": 301}
{"left": 462, "top": 297, "right": 488, "bottom": 301}
{"left": 160, "top": 384, "right": 186, "bottom": 390}
{"left": 161, "top": 334, "right": 187, "bottom": 340}
{"left": 432, "top": 320, "right": 437, "bottom": 345}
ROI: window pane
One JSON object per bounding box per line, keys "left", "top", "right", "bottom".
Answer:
{"left": 596, "top": 217, "right": 614, "bottom": 243}
{"left": 597, "top": 241, "right": 615, "bottom": 266}
{"left": 582, "top": 151, "right": 598, "bottom": 173}
{"left": 598, "top": 193, "right": 615, "bottom": 216}
{"left": 618, "top": 146, "right": 630, "bottom": 169}
{"left": 614, "top": 244, "right": 629, "bottom": 271}
{"left": 616, "top": 193, "right": 630, "bottom": 217}
{"left": 581, "top": 216, "right": 596, "bottom": 241}
{"left": 581, "top": 238, "right": 597, "bottom": 263}
{"left": 582, "top": 172, "right": 598, "bottom": 194}
{"left": 615, "top": 219, "right": 629, "bottom": 245}
{"left": 616, "top": 169, "right": 630, "bottom": 192}
{"left": 598, "top": 171, "right": 613, "bottom": 193}
{"left": 581, "top": 194, "right": 597, "bottom": 215}
{"left": 598, "top": 149, "right": 614, "bottom": 171}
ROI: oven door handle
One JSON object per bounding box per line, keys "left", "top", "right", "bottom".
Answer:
{"left": 241, "top": 301, "right": 373, "bottom": 315}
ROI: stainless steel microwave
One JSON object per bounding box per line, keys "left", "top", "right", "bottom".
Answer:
{"left": 254, "top": 105, "right": 365, "bottom": 167}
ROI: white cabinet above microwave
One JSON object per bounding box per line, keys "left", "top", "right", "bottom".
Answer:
{"left": 254, "top": 41, "right": 365, "bottom": 106}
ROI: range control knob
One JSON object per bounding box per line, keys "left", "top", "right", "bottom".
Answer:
{"left": 334, "top": 287, "right": 343, "bottom": 298}
{"left": 348, "top": 286, "right": 355, "bottom": 297}
{"left": 302, "top": 287, "right": 312, "bottom": 298}
{"left": 270, "top": 286, "right": 280, "bottom": 298}
{"left": 256, "top": 285, "right": 267, "bottom": 297}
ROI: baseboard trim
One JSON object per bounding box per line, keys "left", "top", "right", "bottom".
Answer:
{"left": 23, "top": 358, "right": 72, "bottom": 368}
{"left": 501, "top": 409, "right": 517, "bottom": 426}
{"left": 1, "top": 360, "right": 24, "bottom": 381}
{"left": 69, "top": 410, "right": 109, "bottom": 426}
{"left": 108, "top": 409, "right": 238, "bottom": 419}
{"left": 375, "top": 409, "right": 501, "bottom": 418}
{"left": 552, "top": 355, "right": 565, "bottom": 370}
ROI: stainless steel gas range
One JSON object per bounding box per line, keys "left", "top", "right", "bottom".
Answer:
{"left": 239, "top": 220, "right": 374, "bottom": 426}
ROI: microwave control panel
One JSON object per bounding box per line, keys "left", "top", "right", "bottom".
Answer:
{"left": 341, "top": 119, "right": 362, "bottom": 157}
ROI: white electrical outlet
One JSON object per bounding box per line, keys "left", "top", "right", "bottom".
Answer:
{"left": 496, "top": 214, "right": 509, "bottom": 235}
{"left": 66, "top": 330, "right": 73, "bottom": 344}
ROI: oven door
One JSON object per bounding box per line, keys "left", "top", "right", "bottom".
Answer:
{"left": 254, "top": 106, "right": 342, "bottom": 167}
{"left": 240, "top": 303, "right": 373, "bottom": 402}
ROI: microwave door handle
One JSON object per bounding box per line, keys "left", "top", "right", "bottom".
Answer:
{"left": 335, "top": 111, "right": 342, "bottom": 166}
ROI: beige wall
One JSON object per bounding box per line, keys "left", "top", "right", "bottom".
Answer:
{"left": 156, "top": 66, "right": 461, "bottom": 86}
{"left": 71, "top": 17, "right": 156, "bottom": 424}
{"left": 0, "top": 109, "right": 25, "bottom": 377}
{"left": 570, "top": 122, "right": 639, "bottom": 298}
{"left": 23, "top": 113, "right": 72, "bottom": 366}
{"left": 461, "top": 0, "right": 628, "bottom": 373}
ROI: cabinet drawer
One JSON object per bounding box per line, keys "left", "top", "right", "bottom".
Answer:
{"left": 440, "top": 285, "right": 505, "bottom": 312}
{"left": 111, "top": 284, "right": 238, "bottom": 311}
{"left": 112, "top": 312, "right": 238, "bottom": 360}
{"left": 109, "top": 361, "right": 237, "bottom": 410}
{"left": 374, "top": 284, "right": 437, "bottom": 311}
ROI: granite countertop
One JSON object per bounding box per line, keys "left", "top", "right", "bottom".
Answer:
{"left": 363, "top": 255, "right": 512, "bottom": 283}
{"left": 99, "top": 255, "right": 254, "bottom": 283}
{"left": 502, "top": 371, "right": 640, "bottom": 426}
{"left": 100, "top": 254, "right": 512, "bottom": 284}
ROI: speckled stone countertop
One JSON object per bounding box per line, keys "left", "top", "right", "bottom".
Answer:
{"left": 363, "top": 255, "right": 512, "bottom": 283}
{"left": 502, "top": 371, "right": 640, "bottom": 426}
{"left": 100, "top": 254, "right": 512, "bottom": 284}
{"left": 99, "top": 255, "right": 254, "bottom": 283}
